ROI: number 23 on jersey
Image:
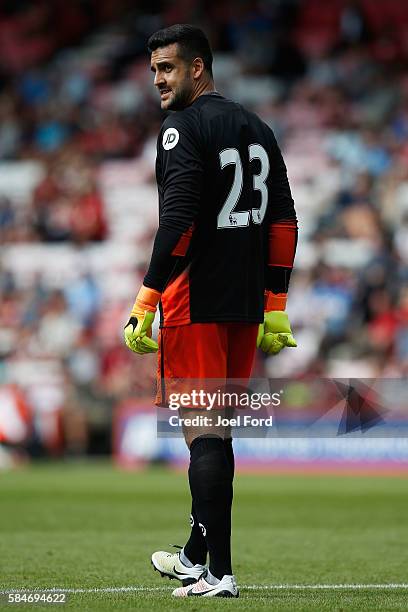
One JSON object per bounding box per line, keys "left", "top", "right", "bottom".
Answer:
{"left": 217, "top": 143, "right": 269, "bottom": 229}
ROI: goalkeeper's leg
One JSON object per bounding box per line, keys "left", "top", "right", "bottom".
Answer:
{"left": 153, "top": 323, "right": 256, "bottom": 587}
{"left": 187, "top": 434, "right": 234, "bottom": 582}
{"left": 183, "top": 438, "right": 235, "bottom": 566}
{"left": 153, "top": 323, "right": 230, "bottom": 583}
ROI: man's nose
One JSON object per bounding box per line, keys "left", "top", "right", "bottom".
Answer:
{"left": 154, "top": 71, "right": 165, "bottom": 87}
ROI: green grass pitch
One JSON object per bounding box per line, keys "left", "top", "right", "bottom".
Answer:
{"left": 1, "top": 461, "right": 407, "bottom": 610}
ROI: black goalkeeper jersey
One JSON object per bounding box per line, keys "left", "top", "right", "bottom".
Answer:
{"left": 143, "top": 92, "right": 296, "bottom": 327}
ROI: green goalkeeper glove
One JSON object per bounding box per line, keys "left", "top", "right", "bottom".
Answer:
{"left": 124, "top": 286, "right": 160, "bottom": 355}
{"left": 257, "top": 310, "right": 297, "bottom": 356}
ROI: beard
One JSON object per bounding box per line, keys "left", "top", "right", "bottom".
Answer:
{"left": 163, "top": 76, "right": 193, "bottom": 111}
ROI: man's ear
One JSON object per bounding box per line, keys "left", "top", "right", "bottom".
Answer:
{"left": 191, "top": 57, "right": 205, "bottom": 80}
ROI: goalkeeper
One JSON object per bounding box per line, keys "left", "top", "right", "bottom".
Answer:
{"left": 124, "top": 24, "right": 298, "bottom": 599}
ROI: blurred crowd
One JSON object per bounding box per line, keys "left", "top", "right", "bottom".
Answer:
{"left": 1, "top": 0, "right": 408, "bottom": 455}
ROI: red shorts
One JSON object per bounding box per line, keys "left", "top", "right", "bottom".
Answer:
{"left": 156, "top": 322, "right": 258, "bottom": 406}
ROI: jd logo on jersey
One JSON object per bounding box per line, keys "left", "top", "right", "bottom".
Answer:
{"left": 162, "top": 127, "right": 179, "bottom": 150}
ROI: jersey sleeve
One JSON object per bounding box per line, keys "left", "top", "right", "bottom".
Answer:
{"left": 267, "top": 130, "right": 297, "bottom": 224}
{"left": 157, "top": 113, "right": 204, "bottom": 233}
{"left": 143, "top": 114, "right": 204, "bottom": 292}
{"left": 264, "top": 131, "right": 298, "bottom": 310}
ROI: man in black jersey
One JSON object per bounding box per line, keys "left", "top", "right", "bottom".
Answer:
{"left": 124, "top": 24, "right": 298, "bottom": 598}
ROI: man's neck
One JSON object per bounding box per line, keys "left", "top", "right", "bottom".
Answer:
{"left": 189, "top": 78, "right": 216, "bottom": 105}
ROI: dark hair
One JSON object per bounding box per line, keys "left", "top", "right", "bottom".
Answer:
{"left": 147, "top": 24, "right": 213, "bottom": 77}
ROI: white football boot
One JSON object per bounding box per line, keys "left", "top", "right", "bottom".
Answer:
{"left": 172, "top": 573, "right": 239, "bottom": 598}
{"left": 151, "top": 547, "right": 206, "bottom": 586}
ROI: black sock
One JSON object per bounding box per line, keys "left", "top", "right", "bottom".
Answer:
{"left": 183, "top": 505, "right": 207, "bottom": 566}
{"left": 184, "top": 439, "right": 234, "bottom": 566}
{"left": 188, "top": 436, "right": 233, "bottom": 579}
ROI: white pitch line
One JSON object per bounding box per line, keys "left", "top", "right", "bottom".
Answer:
{"left": 244, "top": 584, "right": 408, "bottom": 590}
{"left": 0, "top": 587, "right": 167, "bottom": 594}
{"left": 1, "top": 584, "right": 408, "bottom": 595}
